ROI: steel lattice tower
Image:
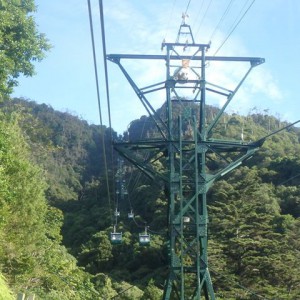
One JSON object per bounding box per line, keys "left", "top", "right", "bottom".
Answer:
{"left": 108, "top": 19, "right": 265, "bottom": 299}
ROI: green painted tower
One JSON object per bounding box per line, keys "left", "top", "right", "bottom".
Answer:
{"left": 108, "top": 17, "right": 265, "bottom": 299}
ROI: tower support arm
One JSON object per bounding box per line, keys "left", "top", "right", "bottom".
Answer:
{"left": 114, "top": 144, "right": 168, "bottom": 181}
{"left": 107, "top": 54, "right": 265, "bottom": 65}
{"left": 250, "top": 119, "right": 300, "bottom": 146}
{"left": 209, "top": 147, "right": 259, "bottom": 184}
{"left": 111, "top": 60, "right": 169, "bottom": 139}
{"left": 207, "top": 65, "right": 254, "bottom": 136}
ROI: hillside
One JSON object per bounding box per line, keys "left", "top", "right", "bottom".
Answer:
{"left": 0, "top": 97, "right": 299, "bottom": 299}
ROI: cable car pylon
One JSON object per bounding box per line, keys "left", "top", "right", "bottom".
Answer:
{"left": 108, "top": 14, "right": 266, "bottom": 299}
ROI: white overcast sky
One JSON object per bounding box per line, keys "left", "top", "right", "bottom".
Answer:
{"left": 12, "top": 0, "right": 300, "bottom": 134}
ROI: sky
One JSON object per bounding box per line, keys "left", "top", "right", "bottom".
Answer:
{"left": 12, "top": 0, "right": 300, "bottom": 134}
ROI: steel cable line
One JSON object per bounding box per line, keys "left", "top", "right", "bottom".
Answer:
{"left": 191, "top": 0, "right": 205, "bottom": 33}
{"left": 117, "top": 119, "right": 155, "bottom": 232}
{"left": 125, "top": 118, "right": 148, "bottom": 189}
{"left": 35, "top": 242, "right": 101, "bottom": 298}
{"left": 98, "top": 0, "right": 118, "bottom": 227}
{"left": 213, "top": 0, "right": 256, "bottom": 56}
{"left": 48, "top": 268, "right": 101, "bottom": 298}
{"left": 210, "top": 267, "right": 270, "bottom": 299}
{"left": 278, "top": 173, "right": 300, "bottom": 186}
{"left": 209, "top": 0, "right": 235, "bottom": 42}
{"left": 172, "top": 0, "right": 192, "bottom": 44}
{"left": 185, "top": 0, "right": 192, "bottom": 15}
{"left": 194, "top": 0, "right": 214, "bottom": 41}
{"left": 163, "top": 0, "right": 177, "bottom": 41}
{"left": 98, "top": 0, "right": 113, "bottom": 133}
{"left": 127, "top": 171, "right": 167, "bottom": 235}
{"left": 87, "top": 0, "right": 113, "bottom": 224}
{"left": 121, "top": 118, "right": 148, "bottom": 218}
{"left": 110, "top": 284, "right": 135, "bottom": 299}
{"left": 87, "top": 0, "right": 102, "bottom": 125}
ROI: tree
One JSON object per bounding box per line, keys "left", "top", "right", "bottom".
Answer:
{"left": 0, "top": 113, "right": 101, "bottom": 298}
{"left": 78, "top": 231, "right": 113, "bottom": 273}
{"left": 0, "top": 273, "right": 14, "bottom": 300}
{"left": 209, "top": 167, "right": 300, "bottom": 298}
{"left": 0, "top": 0, "right": 50, "bottom": 97}
{"left": 141, "top": 279, "right": 163, "bottom": 300}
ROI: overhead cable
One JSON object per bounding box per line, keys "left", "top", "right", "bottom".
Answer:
{"left": 194, "top": 0, "right": 214, "bottom": 40}
{"left": 209, "top": 0, "right": 235, "bottom": 42}
{"left": 98, "top": 0, "right": 113, "bottom": 133}
{"left": 185, "top": 0, "right": 192, "bottom": 14}
{"left": 191, "top": 0, "right": 205, "bottom": 32}
{"left": 163, "top": 0, "right": 177, "bottom": 41}
{"left": 87, "top": 0, "right": 113, "bottom": 222}
{"left": 211, "top": 267, "right": 270, "bottom": 299}
{"left": 278, "top": 173, "right": 300, "bottom": 186}
{"left": 98, "top": 0, "right": 117, "bottom": 209}
{"left": 87, "top": 0, "right": 103, "bottom": 125}
{"left": 213, "top": 0, "right": 256, "bottom": 56}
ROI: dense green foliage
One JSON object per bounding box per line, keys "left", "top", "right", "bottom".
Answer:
{"left": 0, "top": 113, "right": 101, "bottom": 299}
{"left": 2, "top": 98, "right": 115, "bottom": 204}
{"left": 209, "top": 168, "right": 300, "bottom": 298}
{"left": 0, "top": 98, "right": 299, "bottom": 299}
{"left": 0, "top": 0, "right": 50, "bottom": 97}
{"left": 0, "top": 273, "right": 14, "bottom": 300}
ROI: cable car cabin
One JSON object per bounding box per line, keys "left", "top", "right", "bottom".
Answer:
{"left": 139, "top": 233, "right": 150, "bottom": 246}
{"left": 110, "top": 232, "right": 122, "bottom": 244}
{"left": 128, "top": 211, "right": 134, "bottom": 219}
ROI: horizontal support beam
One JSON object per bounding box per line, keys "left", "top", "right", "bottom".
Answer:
{"left": 114, "top": 139, "right": 259, "bottom": 152}
{"left": 107, "top": 54, "right": 265, "bottom": 65}
{"left": 162, "top": 42, "right": 210, "bottom": 48}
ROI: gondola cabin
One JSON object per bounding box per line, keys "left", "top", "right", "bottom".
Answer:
{"left": 110, "top": 232, "right": 122, "bottom": 244}
{"left": 128, "top": 211, "right": 134, "bottom": 219}
{"left": 183, "top": 216, "right": 190, "bottom": 223}
{"left": 139, "top": 233, "right": 150, "bottom": 246}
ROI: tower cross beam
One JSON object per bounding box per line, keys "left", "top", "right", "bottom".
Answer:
{"left": 108, "top": 53, "right": 265, "bottom": 65}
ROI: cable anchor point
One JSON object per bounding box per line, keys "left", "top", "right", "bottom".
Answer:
{"left": 182, "top": 12, "right": 189, "bottom": 25}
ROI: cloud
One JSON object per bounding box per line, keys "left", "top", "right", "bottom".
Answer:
{"left": 101, "top": 1, "right": 287, "bottom": 133}
{"left": 247, "top": 67, "right": 282, "bottom": 101}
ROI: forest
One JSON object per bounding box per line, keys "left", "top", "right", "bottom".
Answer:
{"left": 0, "top": 97, "right": 299, "bottom": 299}
{"left": 0, "top": 1, "right": 300, "bottom": 299}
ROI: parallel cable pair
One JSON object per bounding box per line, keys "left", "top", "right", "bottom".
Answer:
{"left": 87, "top": 0, "right": 115, "bottom": 224}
